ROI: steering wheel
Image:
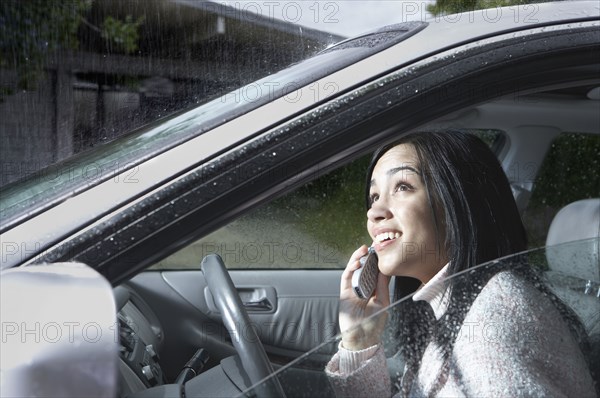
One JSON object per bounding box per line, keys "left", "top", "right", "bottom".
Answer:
{"left": 201, "top": 254, "right": 286, "bottom": 397}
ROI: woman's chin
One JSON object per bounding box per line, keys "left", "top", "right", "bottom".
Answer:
{"left": 377, "top": 257, "right": 406, "bottom": 277}
{"left": 377, "top": 257, "right": 422, "bottom": 280}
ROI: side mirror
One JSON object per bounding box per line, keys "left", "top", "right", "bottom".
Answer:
{"left": 1, "top": 263, "right": 119, "bottom": 397}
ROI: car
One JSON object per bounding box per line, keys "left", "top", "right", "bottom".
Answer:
{"left": 1, "top": 2, "right": 599, "bottom": 397}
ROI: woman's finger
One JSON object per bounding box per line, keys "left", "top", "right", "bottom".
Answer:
{"left": 341, "top": 245, "right": 369, "bottom": 281}
{"left": 373, "top": 272, "right": 391, "bottom": 307}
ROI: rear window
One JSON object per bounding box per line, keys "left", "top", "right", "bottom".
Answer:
{"left": 523, "top": 132, "right": 600, "bottom": 247}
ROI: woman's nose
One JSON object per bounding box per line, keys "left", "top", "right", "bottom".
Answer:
{"left": 367, "top": 198, "right": 392, "bottom": 222}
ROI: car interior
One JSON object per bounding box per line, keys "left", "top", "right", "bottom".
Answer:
{"left": 112, "top": 82, "right": 600, "bottom": 397}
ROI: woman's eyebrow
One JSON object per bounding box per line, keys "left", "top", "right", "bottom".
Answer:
{"left": 387, "top": 165, "right": 419, "bottom": 177}
{"left": 369, "top": 165, "right": 419, "bottom": 187}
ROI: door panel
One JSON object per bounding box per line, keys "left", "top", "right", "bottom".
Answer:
{"left": 125, "top": 269, "right": 341, "bottom": 381}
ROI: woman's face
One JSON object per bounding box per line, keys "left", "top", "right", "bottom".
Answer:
{"left": 367, "top": 144, "right": 447, "bottom": 284}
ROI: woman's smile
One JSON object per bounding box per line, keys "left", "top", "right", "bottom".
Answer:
{"left": 373, "top": 229, "right": 401, "bottom": 251}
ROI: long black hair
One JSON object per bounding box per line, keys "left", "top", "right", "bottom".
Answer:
{"left": 365, "top": 131, "right": 588, "bottom": 395}
{"left": 365, "top": 131, "right": 528, "bottom": 276}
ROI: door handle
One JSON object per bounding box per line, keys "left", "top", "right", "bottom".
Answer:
{"left": 204, "top": 286, "right": 277, "bottom": 315}
{"left": 242, "top": 297, "right": 273, "bottom": 311}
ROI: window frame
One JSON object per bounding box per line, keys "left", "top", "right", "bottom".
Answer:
{"left": 4, "top": 22, "right": 599, "bottom": 284}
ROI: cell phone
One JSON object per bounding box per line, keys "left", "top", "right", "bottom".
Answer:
{"left": 351, "top": 246, "right": 379, "bottom": 300}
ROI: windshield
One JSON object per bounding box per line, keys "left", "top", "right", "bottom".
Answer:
{"left": 239, "top": 239, "right": 600, "bottom": 397}
{"left": 0, "top": 1, "right": 426, "bottom": 232}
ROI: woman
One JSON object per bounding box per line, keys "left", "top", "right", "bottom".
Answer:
{"left": 326, "top": 132, "right": 596, "bottom": 397}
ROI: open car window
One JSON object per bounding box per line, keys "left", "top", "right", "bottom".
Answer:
{"left": 238, "top": 238, "right": 600, "bottom": 397}
{"left": 152, "top": 130, "right": 503, "bottom": 271}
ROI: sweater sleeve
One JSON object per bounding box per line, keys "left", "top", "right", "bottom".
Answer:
{"left": 450, "top": 272, "right": 596, "bottom": 398}
{"left": 325, "top": 343, "right": 392, "bottom": 398}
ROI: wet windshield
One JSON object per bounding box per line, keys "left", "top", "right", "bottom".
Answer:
{"left": 239, "top": 239, "right": 600, "bottom": 397}
{"left": 0, "top": 0, "right": 341, "bottom": 185}
{"left": 0, "top": 2, "right": 426, "bottom": 231}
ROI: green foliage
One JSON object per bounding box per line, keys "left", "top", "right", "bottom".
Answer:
{"left": 529, "top": 133, "right": 600, "bottom": 208}
{"left": 274, "top": 155, "right": 372, "bottom": 260}
{"left": 0, "top": 0, "right": 91, "bottom": 89}
{"left": 0, "top": 0, "right": 144, "bottom": 92}
{"left": 523, "top": 133, "right": 600, "bottom": 248}
{"left": 299, "top": 155, "right": 373, "bottom": 256}
{"left": 101, "top": 15, "right": 145, "bottom": 54}
{"left": 467, "top": 129, "right": 502, "bottom": 148}
{"left": 427, "top": 0, "right": 542, "bottom": 15}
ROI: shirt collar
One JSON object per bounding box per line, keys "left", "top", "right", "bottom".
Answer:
{"left": 412, "top": 263, "right": 451, "bottom": 320}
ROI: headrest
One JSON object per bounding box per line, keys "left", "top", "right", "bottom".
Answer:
{"left": 546, "top": 198, "right": 600, "bottom": 246}
{"left": 545, "top": 198, "right": 600, "bottom": 282}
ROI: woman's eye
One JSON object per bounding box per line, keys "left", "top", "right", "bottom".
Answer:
{"left": 395, "top": 182, "right": 412, "bottom": 192}
{"left": 369, "top": 193, "right": 379, "bottom": 204}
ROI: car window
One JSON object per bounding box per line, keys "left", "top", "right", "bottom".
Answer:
{"left": 522, "top": 132, "right": 600, "bottom": 247}
{"left": 152, "top": 154, "right": 372, "bottom": 270}
{"left": 152, "top": 130, "right": 503, "bottom": 270}
{"left": 0, "top": 13, "right": 427, "bottom": 233}
{"left": 237, "top": 239, "right": 600, "bottom": 397}
{"left": 0, "top": 1, "right": 342, "bottom": 189}
{"left": 467, "top": 129, "right": 505, "bottom": 153}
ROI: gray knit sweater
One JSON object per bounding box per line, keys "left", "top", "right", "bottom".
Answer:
{"left": 326, "top": 266, "right": 596, "bottom": 397}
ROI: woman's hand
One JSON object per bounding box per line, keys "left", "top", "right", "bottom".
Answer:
{"left": 338, "top": 245, "right": 391, "bottom": 351}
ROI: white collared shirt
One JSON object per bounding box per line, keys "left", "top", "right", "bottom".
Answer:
{"left": 412, "top": 262, "right": 451, "bottom": 320}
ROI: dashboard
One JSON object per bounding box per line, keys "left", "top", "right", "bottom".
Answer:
{"left": 114, "top": 286, "right": 167, "bottom": 396}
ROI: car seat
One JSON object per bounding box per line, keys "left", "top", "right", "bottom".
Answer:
{"left": 544, "top": 198, "right": 599, "bottom": 390}
{"left": 545, "top": 198, "right": 600, "bottom": 299}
